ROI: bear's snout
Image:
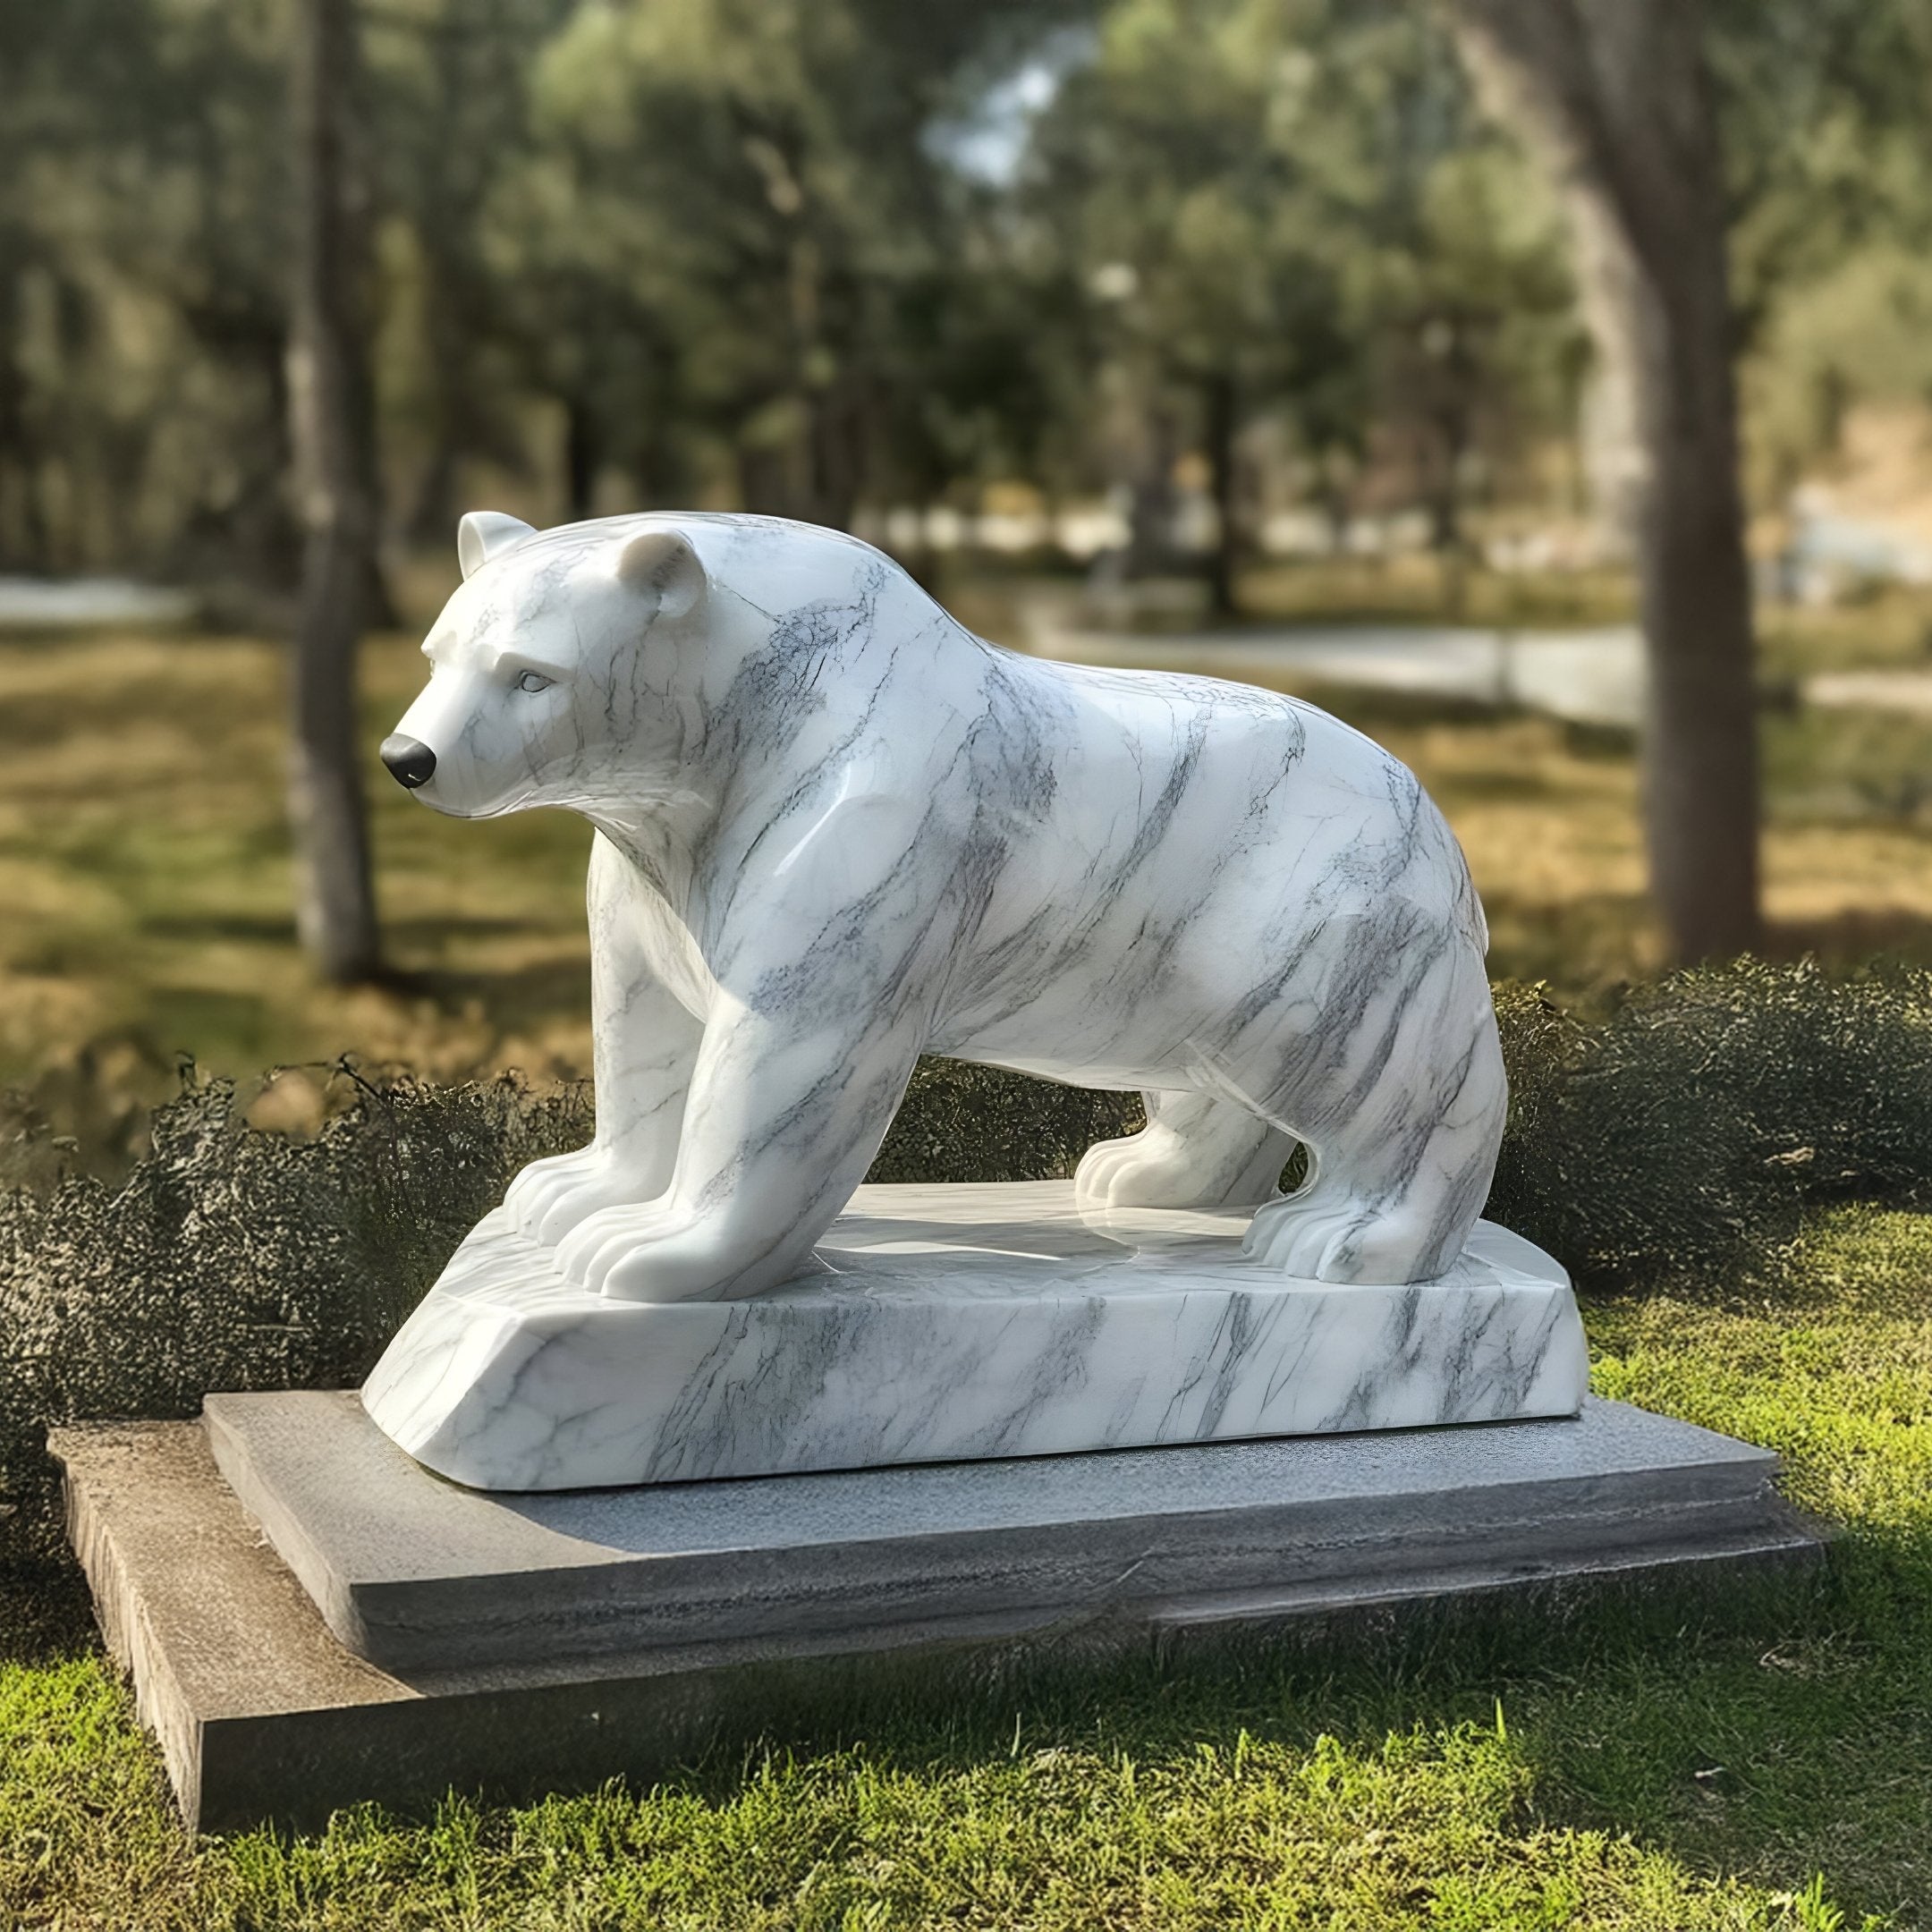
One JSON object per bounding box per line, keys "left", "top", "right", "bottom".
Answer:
{"left": 380, "top": 733, "right": 437, "bottom": 790}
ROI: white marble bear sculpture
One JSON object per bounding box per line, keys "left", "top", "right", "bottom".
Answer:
{"left": 383, "top": 510, "right": 1507, "bottom": 1302}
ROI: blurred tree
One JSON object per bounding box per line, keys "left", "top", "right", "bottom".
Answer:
{"left": 4, "top": 0, "right": 1932, "bottom": 1014}
{"left": 1547, "top": 0, "right": 1932, "bottom": 560}
{"left": 1020, "top": 0, "right": 1573, "bottom": 611}
{"left": 1374, "top": 143, "right": 1578, "bottom": 562}
{"left": 1025, "top": 0, "right": 1372, "bottom": 604}
{"left": 1445, "top": 0, "right": 1763, "bottom": 964}
{"left": 1708, "top": 0, "right": 1932, "bottom": 504}
{"left": 5, "top": 0, "right": 1928, "bottom": 597}
{"left": 515, "top": 0, "right": 1061, "bottom": 530}
{"left": 366, "top": 0, "right": 578, "bottom": 537}
{"left": 0, "top": 0, "right": 294, "bottom": 582}
{"left": 479, "top": 134, "right": 694, "bottom": 518}
{"left": 287, "top": 0, "right": 382, "bottom": 982}
{"left": 1708, "top": 0, "right": 1932, "bottom": 353}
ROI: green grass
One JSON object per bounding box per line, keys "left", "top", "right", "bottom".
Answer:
{"left": 5, "top": 1208, "right": 1930, "bottom": 1928}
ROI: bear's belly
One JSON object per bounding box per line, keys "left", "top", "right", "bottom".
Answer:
{"left": 942, "top": 1046, "right": 1182, "bottom": 1093}
{"left": 928, "top": 987, "right": 1223, "bottom": 1091}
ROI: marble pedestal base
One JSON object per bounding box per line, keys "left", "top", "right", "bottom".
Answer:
{"left": 365, "top": 1182, "right": 1589, "bottom": 1491}
{"left": 52, "top": 1395, "right": 1820, "bottom": 1829}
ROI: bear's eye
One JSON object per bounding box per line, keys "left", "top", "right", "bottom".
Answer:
{"left": 513, "top": 669, "right": 554, "bottom": 694}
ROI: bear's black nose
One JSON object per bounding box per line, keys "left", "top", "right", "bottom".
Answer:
{"left": 380, "top": 733, "right": 436, "bottom": 789}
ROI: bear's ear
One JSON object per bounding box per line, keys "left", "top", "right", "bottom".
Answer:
{"left": 615, "top": 526, "right": 707, "bottom": 621}
{"left": 456, "top": 510, "right": 538, "bottom": 581}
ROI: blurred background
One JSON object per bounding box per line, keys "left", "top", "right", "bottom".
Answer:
{"left": 4, "top": 0, "right": 1932, "bottom": 1158}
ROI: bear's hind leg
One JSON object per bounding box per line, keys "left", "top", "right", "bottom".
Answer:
{"left": 1074, "top": 1089, "right": 1294, "bottom": 1212}
{"left": 1241, "top": 987, "right": 1506, "bottom": 1285}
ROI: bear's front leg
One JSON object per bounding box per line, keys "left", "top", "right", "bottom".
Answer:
{"left": 505, "top": 835, "right": 704, "bottom": 1244}
{"left": 552, "top": 998, "right": 927, "bottom": 1302}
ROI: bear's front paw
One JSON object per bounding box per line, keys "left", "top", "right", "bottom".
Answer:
{"left": 554, "top": 1203, "right": 801, "bottom": 1302}
{"left": 551, "top": 1203, "right": 716, "bottom": 1301}
{"left": 531, "top": 1173, "right": 661, "bottom": 1247}
{"left": 504, "top": 1146, "right": 606, "bottom": 1237}
{"left": 507, "top": 1147, "right": 667, "bottom": 1244}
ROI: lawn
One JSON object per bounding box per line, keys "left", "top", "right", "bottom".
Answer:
{"left": 4, "top": 1206, "right": 1929, "bottom": 1928}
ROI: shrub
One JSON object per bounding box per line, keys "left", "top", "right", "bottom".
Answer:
{"left": 869, "top": 1059, "right": 1140, "bottom": 1184}
{"left": 1, "top": 1070, "right": 597, "bottom": 1566}
{"left": 1489, "top": 959, "right": 1932, "bottom": 1289}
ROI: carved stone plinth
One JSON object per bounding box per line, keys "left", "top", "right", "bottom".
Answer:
{"left": 364, "top": 1181, "right": 1588, "bottom": 1492}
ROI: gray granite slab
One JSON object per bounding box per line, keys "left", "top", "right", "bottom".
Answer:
{"left": 205, "top": 1388, "right": 1810, "bottom": 1674}
{"left": 55, "top": 1402, "right": 1821, "bottom": 1832}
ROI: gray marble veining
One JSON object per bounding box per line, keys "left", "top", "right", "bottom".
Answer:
{"left": 363, "top": 1181, "right": 1588, "bottom": 1491}
{"left": 364, "top": 510, "right": 1554, "bottom": 1489}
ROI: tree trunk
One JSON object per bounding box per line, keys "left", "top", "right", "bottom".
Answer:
{"left": 1424, "top": 326, "right": 1478, "bottom": 559}
{"left": 1569, "top": 191, "right": 1644, "bottom": 563}
{"left": 564, "top": 391, "right": 601, "bottom": 522}
{"left": 0, "top": 265, "right": 52, "bottom": 572}
{"left": 403, "top": 15, "right": 480, "bottom": 549}
{"left": 407, "top": 433, "right": 460, "bottom": 548}
{"left": 404, "top": 274, "right": 468, "bottom": 544}
{"left": 1426, "top": 409, "right": 1466, "bottom": 555}
{"left": 1445, "top": 0, "right": 1760, "bottom": 961}
{"left": 231, "top": 326, "right": 301, "bottom": 592}
{"left": 1126, "top": 402, "right": 1180, "bottom": 580}
{"left": 1202, "top": 369, "right": 1241, "bottom": 618}
{"left": 805, "top": 379, "right": 866, "bottom": 533}
{"left": 286, "top": 0, "right": 382, "bottom": 984}
{"left": 1317, "top": 449, "right": 1353, "bottom": 556}
{"left": 736, "top": 438, "right": 792, "bottom": 519}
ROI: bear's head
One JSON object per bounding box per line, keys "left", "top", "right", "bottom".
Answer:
{"left": 386, "top": 507, "right": 930, "bottom": 823}
{"left": 382, "top": 512, "right": 714, "bottom": 818}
